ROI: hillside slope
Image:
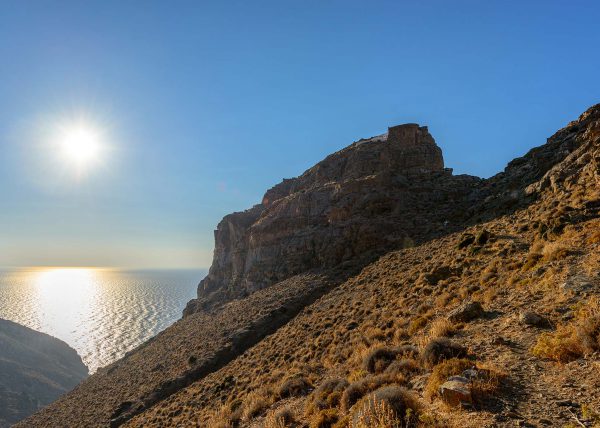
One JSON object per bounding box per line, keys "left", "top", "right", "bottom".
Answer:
{"left": 0, "top": 319, "right": 88, "bottom": 427}
{"left": 21, "top": 105, "right": 600, "bottom": 427}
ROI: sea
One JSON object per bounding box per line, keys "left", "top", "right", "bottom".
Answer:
{"left": 0, "top": 267, "right": 205, "bottom": 373}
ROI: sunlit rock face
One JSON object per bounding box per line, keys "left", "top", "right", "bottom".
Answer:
{"left": 0, "top": 319, "right": 88, "bottom": 427}
{"left": 185, "top": 124, "right": 480, "bottom": 314}
{"left": 187, "top": 109, "right": 600, "bottom": 315}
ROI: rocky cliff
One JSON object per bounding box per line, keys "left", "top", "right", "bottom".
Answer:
{"left": 20, "top": 104, "right": 600, "bottom": 428}
{"left": 185, "top": 124, "right": 482, "bottom": 314}
{"left": 0, "top": 319, "right": 88, "bottom": 427}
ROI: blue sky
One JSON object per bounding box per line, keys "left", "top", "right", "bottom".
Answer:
{"left": 0, "top": 1, "right": 599, "bottom": 268}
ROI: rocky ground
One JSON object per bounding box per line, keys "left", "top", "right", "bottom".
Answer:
{"left": 20, "top": 104, "right": 600, "bottom": 427}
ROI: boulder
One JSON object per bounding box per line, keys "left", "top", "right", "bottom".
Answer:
{"left": 439, "top": 376, "right": 472, "bottom": 407}
{"left": 448, "top": 301, "right": 484, "bottom": 323}
{"left": 519, "top": 311, "right": 550, "bottom": 328}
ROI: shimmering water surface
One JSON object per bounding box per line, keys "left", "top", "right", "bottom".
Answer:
{"left": 0, "top": 267, "right": 205, "bottom": 372}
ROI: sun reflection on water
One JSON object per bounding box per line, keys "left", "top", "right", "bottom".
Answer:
{"left": 0, "top": 267, "right": 202, "bottom": 372}
{"left": 33, "top": 268, "right": 101, "bottom": 344}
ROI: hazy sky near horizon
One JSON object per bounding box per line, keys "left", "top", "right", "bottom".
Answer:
{"left": 1, "top": 1, "right": 599, "bottom": 268}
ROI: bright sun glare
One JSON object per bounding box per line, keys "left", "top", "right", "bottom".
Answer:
{"left": 56, "top": 121, "right": 105, "bottom": 169}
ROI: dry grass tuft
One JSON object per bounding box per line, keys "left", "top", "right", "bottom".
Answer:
{"left": 242, "top": 390, "right": 273, "bottom": 421}
{"left": 264, "top": 407, "right": 296, "bottom": 428}
{"left": 532, "top": 297, "right": 600, "bottom": 362}
{"left": 351, "top": 385, "right": 421, "bottom": 427}
{"left": 309, "top": 408, "right": 340, "bottom": 428}
{"left": 541, "top": 241, "right": 570, "bottom": 262}
{"left": 427, "top": 318, "right": 458, "bottom": 339}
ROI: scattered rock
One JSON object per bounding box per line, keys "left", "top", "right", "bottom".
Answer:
{"left": 475, "top": 229, "right": 491, "bottom": 245}
{"left": 439, "top": 376, "right": 472, "bottom": 407}
{"left": 555, "top": 399, "right": 578, "bottom": 407}
{"left": 457, "top": 233, "right": 475, "bottom": 249}
{"left": 491, "top": 336, "right": 510, "bottom": 346}
{"left": 448, "top": 301, "right": 484, "bottom": 323}
{"left": 519, "top": 311, "right": 550, "bottom": 328}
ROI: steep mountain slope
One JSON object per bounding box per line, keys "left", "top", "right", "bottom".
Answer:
{"left": 0, "top": 319, "right": 88, "bottom": 427}
{"left": 20, "top": 104, "right": 600, "bottom": 427}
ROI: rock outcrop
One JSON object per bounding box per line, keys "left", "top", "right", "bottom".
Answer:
{"left": 188, "top": 108, "right": 600, "bottom": 315}
{"left": 185, "top": 124, "right": 480, "bottom": 314}
{"left": 0, "top": 319, "right": 88, "bottom": 427}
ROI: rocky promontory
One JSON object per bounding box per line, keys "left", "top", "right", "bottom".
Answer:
{"left": 185, "top": 123, "right": 482, "bottom": 314}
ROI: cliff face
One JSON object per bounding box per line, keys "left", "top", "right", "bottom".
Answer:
{"left": 186, "top": 124, "right": 481, "bottom": 314}
{"left": 0, "top": 319, "right": 88, "bottom": 427}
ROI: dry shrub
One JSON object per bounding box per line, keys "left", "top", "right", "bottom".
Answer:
{"left": 363, "top": 346, "right": 400, "bottom": 374}
{"left": 278, "top": 374, "right": 312, "bottom": 398}
{"left": 264, "top": 407, "right": 295, "bottom": 428}
{"left": 309, "top": 408, "right": 340, "bottom": 428}
{"left": 242, "top": 390, "right": 273, "bottom": 421}
{"left": 587, "top": 229, "right": 600, "bottom": 244}
{"left": 384, "top": 359, "right": 421, "bottom": 377}
{"left": 351, "top": 386, "right": 421, "bottom": 428}
{"left": 541, "top": 241, "right": 570, "bottom": 262}
{"left": 427, "top": 318, "right": 457, "bottom": 339}
{"left": 532, "top": 297, "right": 600, "bottom": 362}
{"left": 306, "top": 378, "right": 349, "bottom": 416}
{"left": 421, "top": 338, "right": 467, "bottom": 368}
{"left": 407, "top": 316, "right": 429, "bottom": 335}
{"left": 341, "top": 373, "right": 406, "bottom": 412}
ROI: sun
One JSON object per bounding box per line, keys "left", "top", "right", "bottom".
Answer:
{"left": 57, "top": 121, "right": 104, "bottom": 169}
{"left": 59, "top": 123, "right": 102, "bottom": 165}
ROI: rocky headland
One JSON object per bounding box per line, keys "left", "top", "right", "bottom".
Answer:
{"left": 20, "top": 104, "right": 600, "bottom": 427}
{"left": 0, "top": 319, "right": 88, "bottom": 427}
